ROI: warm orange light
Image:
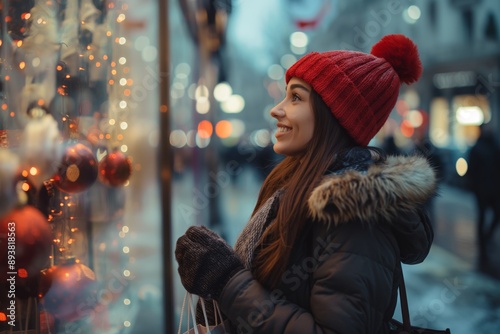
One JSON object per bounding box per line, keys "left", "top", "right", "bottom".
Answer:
{"left": 22, "top": 182, "right": 30, "bottom": 192}
{"left": 0, "top": 312, "right": 7, "bottom": 322}
{"left": 18, "top": 268, "right": 28, "bottom": 278}
{"left": 1, "top": 103, "right": 7, "bottom": 110}
{"left": 400, "top": 120, "right": 414, "bottom": 138}
{"left": 198, "top": 120, "right": 213, "bottom": 139}
{"left": 216, "top": 120, "right": 233, "bottom": 138}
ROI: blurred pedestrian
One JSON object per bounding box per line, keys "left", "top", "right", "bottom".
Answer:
{"left": 466, "top": 124, "right": 500, "bottom": 271}
{"left": 175, "top": 34, "right": 436, "bottom": 333}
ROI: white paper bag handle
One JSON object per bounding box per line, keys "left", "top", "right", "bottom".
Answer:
{"left": 177, "top": 292, "right": 188, "bottom": 334}
{"left": 188, "top": 294, "right": 200, "bottom": 334}
{"left": 178, "top": 292, "right": 200, "bottom": 334}
{"left": 179, "top": 293, "right": 227, "bottom": 334}
{"left": 200, "top": 298, "right": 211, "bottom": 329}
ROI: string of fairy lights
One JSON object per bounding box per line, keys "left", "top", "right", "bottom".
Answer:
{"left": 0, "top": 0, "right": 141, "bottom": 332}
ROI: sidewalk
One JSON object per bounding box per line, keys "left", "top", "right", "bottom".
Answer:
{"left": 399, "top": 184, "right": 500, "bottom": 333}
{"left": 433, "top": 184, "right": 500, "bottom": 278}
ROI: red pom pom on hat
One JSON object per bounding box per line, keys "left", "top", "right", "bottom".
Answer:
{"left": 371, "top": 34, "right": 422, "bottom": 85}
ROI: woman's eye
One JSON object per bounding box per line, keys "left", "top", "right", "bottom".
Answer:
{"left": 291, "top": 93, "right": 301, "bottom": 102}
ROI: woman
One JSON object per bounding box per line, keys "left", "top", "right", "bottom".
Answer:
{"left": 175, "top": 34, "right": 436, "bottom": 333}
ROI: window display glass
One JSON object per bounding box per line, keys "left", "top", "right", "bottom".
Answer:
{"left": 0, "top": 1, "right": 165, "bottom": 333}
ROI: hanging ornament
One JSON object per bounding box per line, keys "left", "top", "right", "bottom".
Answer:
{"left": 53, "top": 143, "right": 98, "bottom": 193}
{"left": 40, "top": 259, "right": 97, "bottom": 322}
{"left": 98, "top": 149, "right": 132, "bottom": 187}
{"left": 0, "top": 206, "right": 52, "bottom": 279}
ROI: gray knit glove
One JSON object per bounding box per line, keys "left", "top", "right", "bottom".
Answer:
{"left": 175, "top": 226, "right": 244, "bottom": 300}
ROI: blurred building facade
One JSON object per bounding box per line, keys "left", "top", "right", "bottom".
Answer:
{"left": 168, "top": 0, "right": 500, "bottom": 197}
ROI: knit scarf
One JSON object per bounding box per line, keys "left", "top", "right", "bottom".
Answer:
{"left": 234, "top": 189, "right": 283, "bottom": 269}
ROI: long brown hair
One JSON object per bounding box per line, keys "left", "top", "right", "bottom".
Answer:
{"left": 252, "top": 89, "right": 356, "bottom": 289}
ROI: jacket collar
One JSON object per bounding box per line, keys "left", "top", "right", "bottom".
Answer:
{"left": 308, "top": 149, "right": 437, "bottom": 225}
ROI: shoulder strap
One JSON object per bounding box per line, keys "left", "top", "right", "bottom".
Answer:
{"left": 398, "top": 262, "right": 412, "bottom": 332}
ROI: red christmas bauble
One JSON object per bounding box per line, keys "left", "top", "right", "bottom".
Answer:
{"left": 53, "top": 143, "right": 98, "bottom": 193}
{"left": 98, "top": 149, "right": 132, "bottom": 187}
{"left": 40, "top": 261, "right": 97, "bottom": 322}
{"left": 0, "top": 206, "right": 52, "bottom": 279}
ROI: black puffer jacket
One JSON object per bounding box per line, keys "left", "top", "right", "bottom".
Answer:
{"left": 218, "top": 150, "right": 436, "bottom": 333}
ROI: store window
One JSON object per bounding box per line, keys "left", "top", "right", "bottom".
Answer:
{"left": 1, "top": 1, "right": 166, "bottom": 333}
{"left": 429, "top": 97, "right": 451, "bottom": 147}
{"left": 429, "top": 94, "right": 490, "bottom": 149}
{"left": 452, "top": 94, "right": 490, "bottom": 148}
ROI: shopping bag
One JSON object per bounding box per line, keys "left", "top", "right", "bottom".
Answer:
{"left": 178, "top": 293, "right": 230, "bottom": 334}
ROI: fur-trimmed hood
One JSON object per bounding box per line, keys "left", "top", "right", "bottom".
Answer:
{"left": 308, "top": 153, "right": 437, "bottom": 226}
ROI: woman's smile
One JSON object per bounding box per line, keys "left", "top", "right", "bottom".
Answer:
{"left": 270, "top": 78, "right": 314, "bottom": 156}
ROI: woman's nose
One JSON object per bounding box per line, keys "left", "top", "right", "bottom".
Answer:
{"left": 270, "top": 104, "right": 285, "bottom": 118}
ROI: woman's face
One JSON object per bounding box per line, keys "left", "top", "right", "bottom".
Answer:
{"left": 270, "top": 77, "right": 314, "bottom": 157}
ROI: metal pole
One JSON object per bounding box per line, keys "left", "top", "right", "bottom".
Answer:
{"left": 158, "top": 0, "right": 174, "bottom": 333}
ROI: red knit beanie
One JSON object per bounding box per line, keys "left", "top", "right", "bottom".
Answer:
{"left": 285, "top": 34, "right": 422, "bottom": 146}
